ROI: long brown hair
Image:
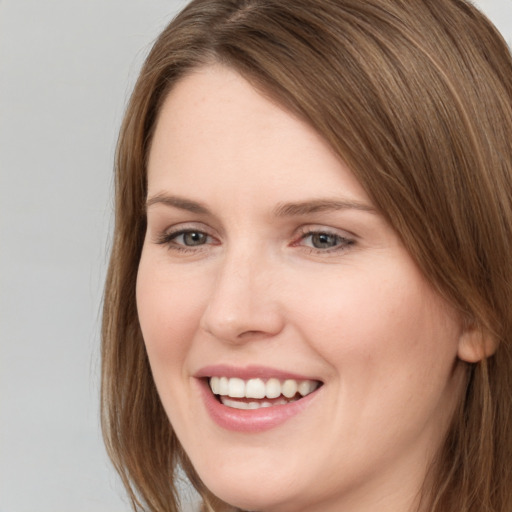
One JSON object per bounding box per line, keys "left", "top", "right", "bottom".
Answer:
{"left": 101, "top": 1, "right": 512, "bottom": 510}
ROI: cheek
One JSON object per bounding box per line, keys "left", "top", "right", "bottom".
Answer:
{"left": 135, "top": 254, "right": 208, "bottom": 366}
{"left": 291, "top": 261, "right": 461, "bottom": 389}
{"left": 288, "top": 263, "right": 463, "bottom": 464}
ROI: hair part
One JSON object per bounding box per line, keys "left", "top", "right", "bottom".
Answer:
{"left": 101, "top": 1, "right": 512, "bottom": 510}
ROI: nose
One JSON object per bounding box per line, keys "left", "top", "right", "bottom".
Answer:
{"left": 199, "top": 249, "right": 285, "bottom": 344}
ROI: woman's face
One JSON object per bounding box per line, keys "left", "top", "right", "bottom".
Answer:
{"left": 137, "top": 65, "right": 467, "bottom": 512}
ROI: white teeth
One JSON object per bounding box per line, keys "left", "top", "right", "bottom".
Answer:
{"left": 210, "top": 376, "right": 220, "bottom": 394}
{"left": 209, "top": 376, "right": 320, "bottom": 401}
{"left": 282, "top": 379, "right": 298, "bottom": 398}
{"left": 220, "top": 397, "right": 289, "bottom": 410}
{"left": 265, "top": 378, "right": 281, "bottom": 399}
{"left": 298, "top": 380, "right": 318, "bottom": 397}
{"left": 246, "top": 378, "right": 266, "bottom": 399}
{"left": 219, "top": 376, "right": 229, "bottom": 395}
{"left": 228, "top": 377, "right": 245, "bottom": 398}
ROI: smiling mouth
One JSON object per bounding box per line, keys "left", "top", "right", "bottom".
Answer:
{"left": 208, "top": 376, "right": 322, "bottom": 410}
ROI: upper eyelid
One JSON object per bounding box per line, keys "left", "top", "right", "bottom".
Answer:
{"left": 159, "top": 226, "right": 217, "bottom": 243}
{"left": 153, "top": 229, "right": 217, "bottom": 252}
{"left": 295, "top": 231, "right": 353, "bottom": 246}
{"left": 151, "top": 221, "right": 358, "bottom": 245}
{"left": 294, "top": 224, "right": 358, "bottom": 239}
{"left": 158, "top": 221, "right": 218, "bottom": 236}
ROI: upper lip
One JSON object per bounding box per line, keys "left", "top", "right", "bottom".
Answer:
{"left": 194, "top": 364, "right": 323, "bottom": 382}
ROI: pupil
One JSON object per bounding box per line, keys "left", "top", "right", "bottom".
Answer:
{"left": 184, "top": 232, "right": 206, "bottom": 246}
{"left": 312, "top": 233, "right": 337, "bottom": 249}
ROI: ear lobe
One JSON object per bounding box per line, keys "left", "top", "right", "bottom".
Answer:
{"left": 457, "top": 323, "right": 497, "bottom": 363}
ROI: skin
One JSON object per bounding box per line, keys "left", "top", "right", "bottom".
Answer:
{"left": 137, "top": 64, "right": 471, "bottom": 512}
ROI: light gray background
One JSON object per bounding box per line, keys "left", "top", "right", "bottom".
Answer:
{"left": 1, "top": 1, "right": 510, "bottom": 511}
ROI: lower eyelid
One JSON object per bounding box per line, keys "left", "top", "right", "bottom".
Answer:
{"left": 307, "top": 239, "right": 354, "bottom": 252}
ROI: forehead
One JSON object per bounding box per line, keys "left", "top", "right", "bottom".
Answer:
{"left": 147, "top": 64, "right": 370, "bottom": 209}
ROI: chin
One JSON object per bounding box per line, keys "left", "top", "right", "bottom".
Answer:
{"left": 208, "top": 489, "right": 289, "bottom": 512}
{"left": 196, "top": 464, "right": 301, "bottom": 512}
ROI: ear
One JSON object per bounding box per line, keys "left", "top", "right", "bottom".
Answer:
{"left": 457, "top": 322, "right": 497, "bottom": 363}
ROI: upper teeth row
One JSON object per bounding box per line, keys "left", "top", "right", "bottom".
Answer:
{"left": 209, "top": 376, "right": 319, "bottom": 399}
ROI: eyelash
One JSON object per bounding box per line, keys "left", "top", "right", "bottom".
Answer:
{"left": 294, "top": 229, "right": 355, "bottom": 254}
{"left": 155, "top": 227, "right": 355, "bottom": 255}
{"left": 155, "top": 229, "right": 216, "bottom": 253}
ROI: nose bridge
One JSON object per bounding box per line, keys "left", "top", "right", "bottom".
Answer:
{"left": 200, "top": 241, "right": 283, "bottom": 342}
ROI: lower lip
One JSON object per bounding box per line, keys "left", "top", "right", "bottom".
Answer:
{"left": 197, "top": 379, "right": 320, "bottom": 433}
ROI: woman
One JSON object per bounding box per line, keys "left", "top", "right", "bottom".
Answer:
{"left": 101, "top": 0, "right": 512, "bottom": 511}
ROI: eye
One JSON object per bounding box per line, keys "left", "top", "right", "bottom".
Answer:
{"left": 307, "top": 232, "right": 342, "bottom": 249}
{"left": 295, "top": 228, "right": 354, "bottom": 253}
{"left": 174, "top": 230, "right": 209, "bottom": 246}
{"left": 155, "top": 228, "right": 216, "bottom": 252}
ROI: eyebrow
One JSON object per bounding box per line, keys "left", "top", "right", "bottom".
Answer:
{"left": 145, "top": 193, "right": 376, "bottom": 217}
{"left": 145, "top": 194, "right": 211, "bottom": 214}
{"left": 273, "top": 198, "right": 376, "bottom": 217}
